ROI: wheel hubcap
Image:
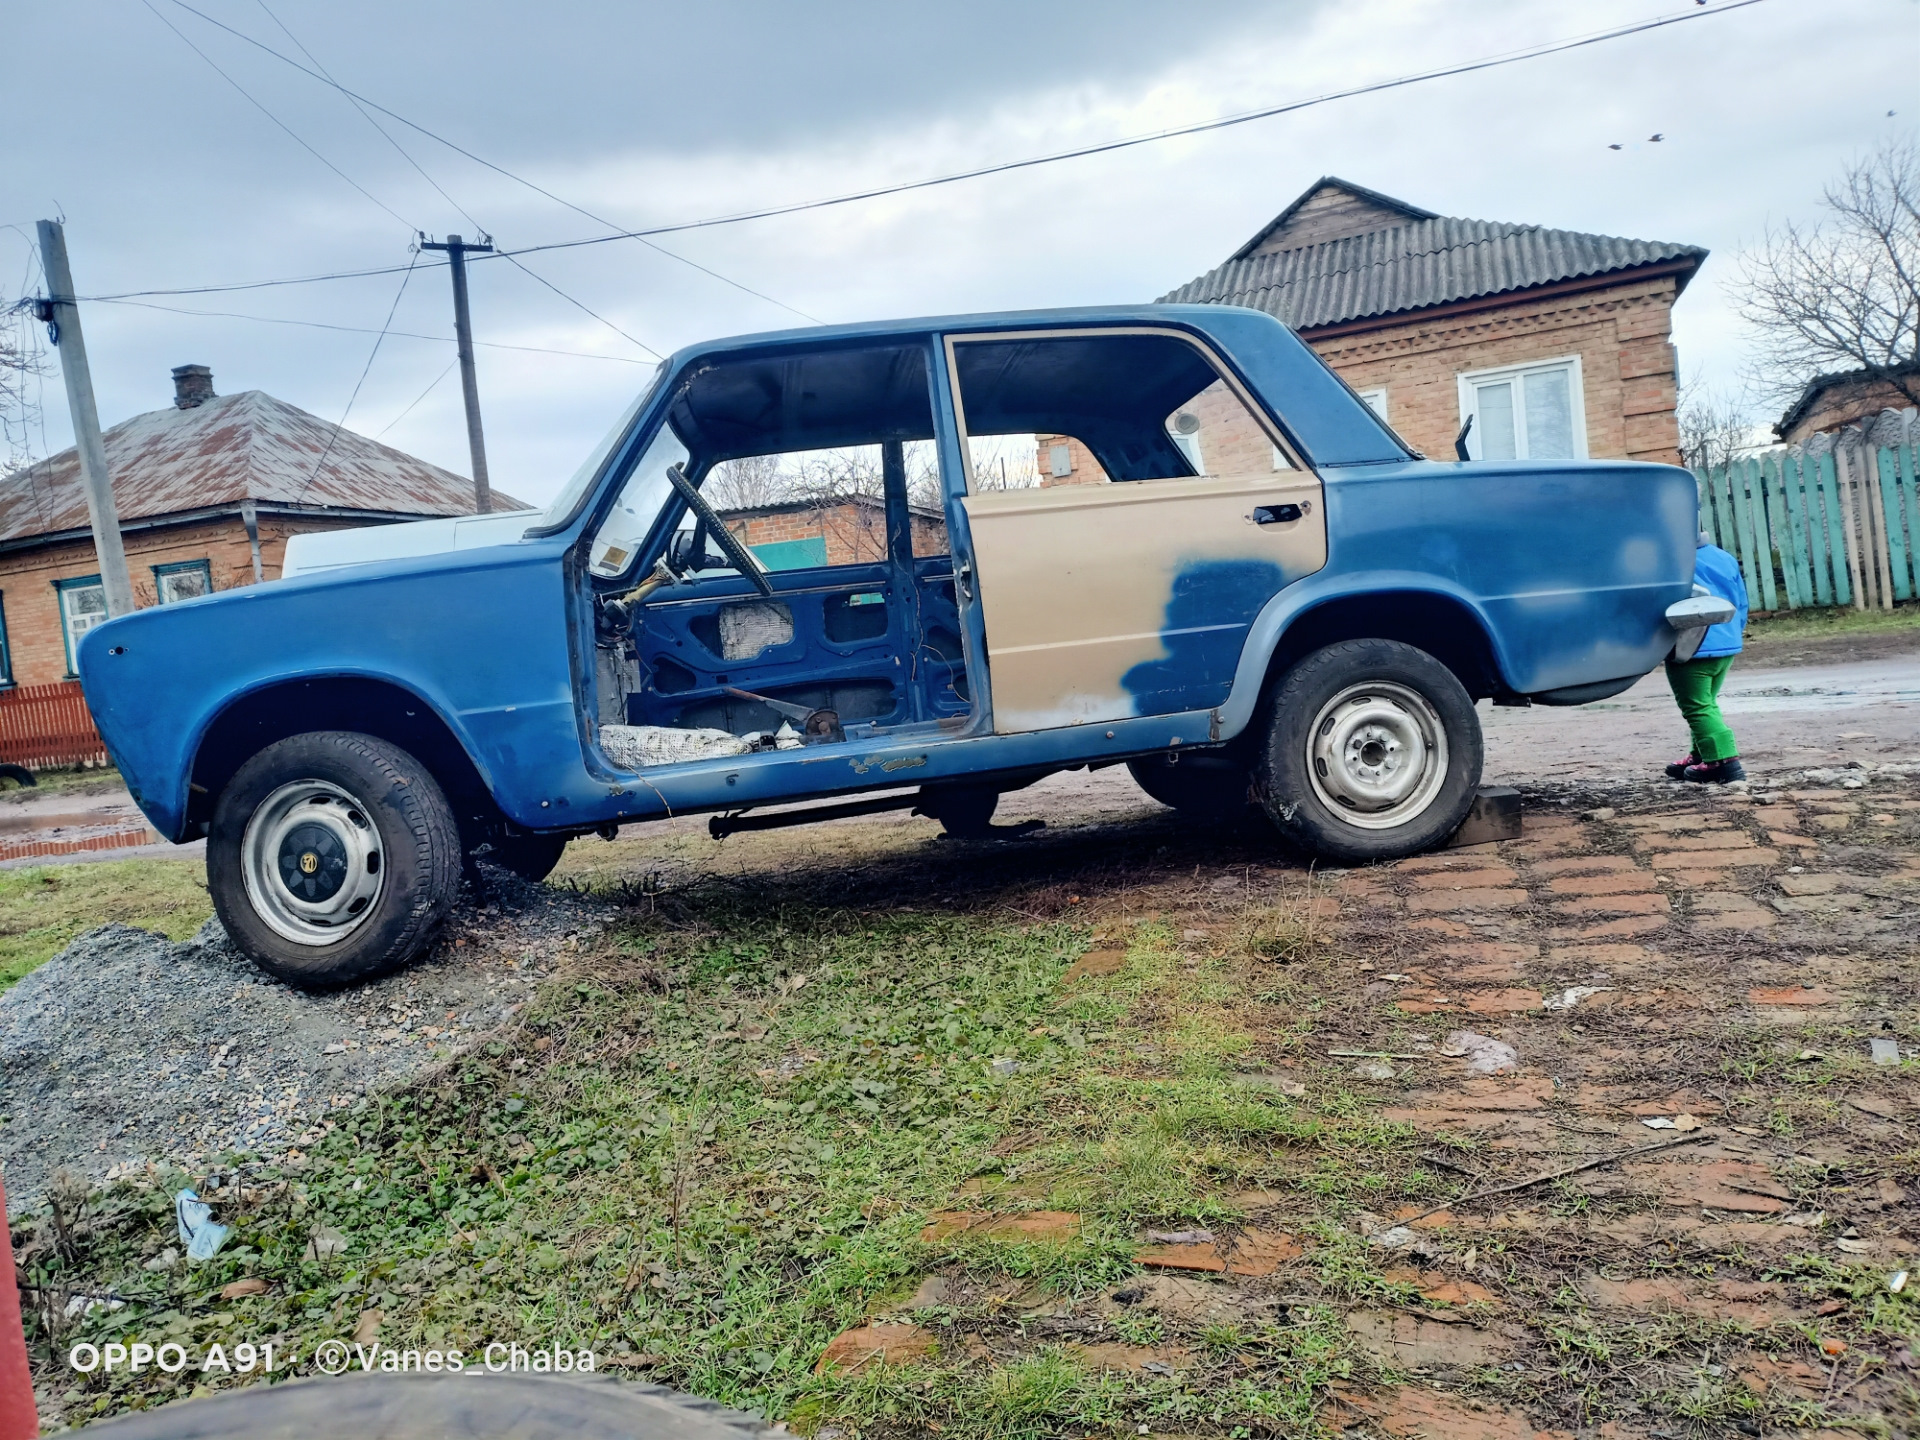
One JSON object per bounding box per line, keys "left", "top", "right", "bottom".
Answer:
{"left": 240, "top": 780, "right": 384, "bottom": 947}
{"left": 1305, "top": 681, "right": 1448, "bottom": 830}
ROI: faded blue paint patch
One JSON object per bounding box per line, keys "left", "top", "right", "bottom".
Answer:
{"left": 1121, "top": 559, "right": 1289, "bottom": 716}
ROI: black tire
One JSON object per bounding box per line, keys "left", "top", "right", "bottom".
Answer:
{"left": 918, "top": 785, "right": 1000, "bottom": 838}
{"left": 1256, "top": 639, "right": 1481, "bottom": 863}
{"left": 208, "top": 731, "right": 462, "bottom": 989}
{"left": 1127, "top": 754, "right": 1256, "bottom": 822}
{"left": 73, "top": 1371, "right": 774, "bottom": 1438}
{"left": 0, "top": 763, "right": 35, "bottom": 789}
{"left": 486, "top": 832, "right": 569, "bottom": 882}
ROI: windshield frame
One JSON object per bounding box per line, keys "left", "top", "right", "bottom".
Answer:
{"left": 522, "top": 361, "right": 667, "bottom": 539}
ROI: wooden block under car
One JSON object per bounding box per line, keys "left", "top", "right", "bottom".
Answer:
{"left": 1448, "top": 786, "right": 1522, "bottom": 847}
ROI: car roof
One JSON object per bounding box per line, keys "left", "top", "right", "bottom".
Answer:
{"left": 667, "top": 303, "right": 1271, "bottom": 367}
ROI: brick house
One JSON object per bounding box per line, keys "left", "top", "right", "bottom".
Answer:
{"left": 1110, "top": 177, "right": 1708, "bottom": 473}
{"left": 721, "top": 494, "right": 947, "bottom": 569}
{"left": 1773, "top": 360, "right": 1920, "bottom": 445}
{"left": 0, "top": 365, "right": 525, "bottom": 686}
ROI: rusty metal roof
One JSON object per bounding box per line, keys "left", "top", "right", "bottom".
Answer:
{"left": 0, "top": 389, "right": 527, "bottom": 544}
{"left": 1160, "top": 186, "right": 1706, "bottom": 332}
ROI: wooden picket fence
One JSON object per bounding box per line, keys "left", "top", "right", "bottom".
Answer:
{"left": 0, "top": 680, "right": 111, "bottom": 770}
{"left": 1692, "top": 408, "right": 1920, "bottom": 613}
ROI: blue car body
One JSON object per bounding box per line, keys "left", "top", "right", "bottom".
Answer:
{"left": 79, "top": 304, "right": 1698, "bottom": 846}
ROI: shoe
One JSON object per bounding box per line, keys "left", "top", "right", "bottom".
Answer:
{"left": 1683, "top": 757, "right": 1746, "bottom": 784}
{"left": 1664, "top": 753, "right": 1697, "bottom": 779}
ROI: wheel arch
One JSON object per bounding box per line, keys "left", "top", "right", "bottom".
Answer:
{"left": 1260, "top": 587, "right": 1511, "bottom": 706}
{"left": 187, "top": 675, "right": 502, "bottom": 841}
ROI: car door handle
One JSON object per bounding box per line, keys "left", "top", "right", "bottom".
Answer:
{"left": 1252, "top": 504, "right": 1304, "bottom": 525}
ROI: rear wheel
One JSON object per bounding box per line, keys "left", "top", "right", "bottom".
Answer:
{"left": 1127, "top": 754, "right": 1256, "bottom": 822}
{"left": 208, "top": 731, "right": 461, "bottom": 988}
{"left": 1257, "top": 639, "right": 1481, "bottom": 863}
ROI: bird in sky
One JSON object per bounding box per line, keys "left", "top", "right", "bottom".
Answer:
{"left": 1609, "top": 143, "right": 1623, "bottom": 150}
{"left": 1649, "top": 133, "right": 1664, "bottom": 141}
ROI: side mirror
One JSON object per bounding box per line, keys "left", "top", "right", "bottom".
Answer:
{"left": 1664, "top": 594, "right": 1735, "bottom": 662}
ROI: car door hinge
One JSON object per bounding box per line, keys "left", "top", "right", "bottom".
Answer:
{"left": 1209, "top": 708, "right": 1223, "bottom": 742}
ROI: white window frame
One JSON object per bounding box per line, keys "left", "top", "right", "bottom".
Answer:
{"left": 1456, "top": 355, "right": 1587, "bottom": 461}
{"left": 1355, "top": 387, "right": 1389, "bottom": 423}
{"left": 55, "top": 575, "right": 107, "bottom": 676}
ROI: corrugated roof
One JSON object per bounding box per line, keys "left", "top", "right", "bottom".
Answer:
{"left": 1160, "top": 212, "right": 1707, "bottom": 332}
{"left": 0, "top": 389, "right": 527, "bottom": 544}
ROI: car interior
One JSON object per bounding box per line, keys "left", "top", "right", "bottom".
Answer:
{"left": 587, "top": 341, "right": 972, "bottom": 762}
{"left": 583, "top": 328, "right": 1304, "bottom": 769}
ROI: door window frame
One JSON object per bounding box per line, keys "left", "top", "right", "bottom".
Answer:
{"left": 1456, "top": 355, "right": 1587, "bottom": 461}
{"left": 940, "top": 326, "right": 1313, "bottom": 494}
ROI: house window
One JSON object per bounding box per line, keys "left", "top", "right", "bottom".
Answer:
{"left": 0, "top": 594, "right": 12, "bottom": 685}
{"left": 1457, "top": 357, "right": 1585, "bottom": 461}
{"left": 1356, "top": 387, "right": 1390, "bottom": 422}
{"left": 153, "top": 558, "right": 213, "bottom": 604}
{"left": 55, "top": 575, "right": 107, "bottom": 676}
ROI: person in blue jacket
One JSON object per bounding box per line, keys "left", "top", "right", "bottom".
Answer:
{"left": 1665, "top": 533, "right": 1749, "bottom": 783}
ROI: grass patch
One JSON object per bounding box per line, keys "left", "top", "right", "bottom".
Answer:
{"left": 1744, "top": 600, "right": 1920, "bottom": 645}
{"left": 0, "top": 858, "right": 210, "bottom": 991}
{"left": 22, "top": 888, "right": 1388, "bottom": 1433}
{"left": 0, "top": 764, "right": 125, "bottom": 803}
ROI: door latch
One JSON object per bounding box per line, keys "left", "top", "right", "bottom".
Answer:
{"left": 1252, "top": 503, "right": 1303, "bottom": 525}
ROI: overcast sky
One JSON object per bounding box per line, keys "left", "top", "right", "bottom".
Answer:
{"left": 7, "top": 0, "right": 1916, "bottom": 505}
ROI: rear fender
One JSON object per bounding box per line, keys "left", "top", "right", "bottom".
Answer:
{"left": 1219, "top": 572, "right": 1514, "bottom": 736}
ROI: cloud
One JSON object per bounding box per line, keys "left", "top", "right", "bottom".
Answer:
{"left": 6, "top": 0, "right": 1913, "bottom": 497}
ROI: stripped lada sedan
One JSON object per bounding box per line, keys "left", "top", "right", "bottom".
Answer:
{"left": 80, "top": 304, "right": 1705, "bottom": 987}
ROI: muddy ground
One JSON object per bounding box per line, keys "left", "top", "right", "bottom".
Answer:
{"left": 11, "top": 625, "right": 1917, "bottom": 1436}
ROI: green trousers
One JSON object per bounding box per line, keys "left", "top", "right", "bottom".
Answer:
{"left": 1665, "top": 655, "right": 1739, "bottom": 762}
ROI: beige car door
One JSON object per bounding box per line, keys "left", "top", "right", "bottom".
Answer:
{"left": 951, "top": 330, "right": 1327, "bottom": 735}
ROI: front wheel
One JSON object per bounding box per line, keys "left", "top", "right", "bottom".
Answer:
{"left": 1256, "top": 639, "right": 1481, "bottom": 863}
{"left": 208, "top": 731, "right": 462, "bottom": 988}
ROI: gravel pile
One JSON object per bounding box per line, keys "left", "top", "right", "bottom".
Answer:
{"left": 0, "top": 872, "right": 609, "bottom": 1212}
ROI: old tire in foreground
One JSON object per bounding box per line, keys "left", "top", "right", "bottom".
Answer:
{"left": 74, "top": 1372, "right": 774, "bottom": 1438}
{"left": 208, "top": 731, "right": 461, "bottom": 989}
{"left": 1258, "top": 639, "right": 1481, "bottom": 863}
{"left": 1127, "top": 754, "right": 1257, "bottom": 823}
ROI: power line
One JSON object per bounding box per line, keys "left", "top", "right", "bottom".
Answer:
{"left": 137, "top": 0, "right": 416, "bottom": 235}
{"left": 169, "top": 0, "right": 819, "bottom": 323}
{"left": 251, "top": 0, "right": 488, "bottom": 237}
{"left": 375, "top": 360, "right": 457, "bottom": 440}
{"left": 73, "top": 0, "right": 1766, "bottom": 305}
{"left": 494, "top": 252, "right": 661, "bottom": 358}
{"left": 87, "top": 295, "right": 654, "bottom": 362}
{"left": 296, "top": 253, "right": 418, "bottom": 498}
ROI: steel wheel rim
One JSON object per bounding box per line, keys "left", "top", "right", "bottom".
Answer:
{"left": 240, "top": 780, "right": 385, "bottom": 947}
{"left": 1305, "top": 681, "right": 1448, "bottom": 830}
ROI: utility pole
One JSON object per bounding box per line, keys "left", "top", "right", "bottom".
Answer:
{"left": 35, "top": 221, "right": 136, "bottom": 618}
{"left": 419, "top": 233, "right": 494, "bottom": 514}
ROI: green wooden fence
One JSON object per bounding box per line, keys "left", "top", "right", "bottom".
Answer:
{"left": 1692, "top": 414, "right": 1920, "bottom": 612}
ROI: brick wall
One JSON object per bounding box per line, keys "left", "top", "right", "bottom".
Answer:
{"left": 0, "top": 513, "right": 384, "bottom": 686}
{"left": 1306, "top": 274, "right": 1684, "bottom": 465}
{"left": 1778, "top": 374, "right": 1920, "bottom": 446}
{"left": 728, "top": 501, "right": 950, "bottom": 566}
{"left": 1030, "top": 275, "right": 1683, "bottom": 477}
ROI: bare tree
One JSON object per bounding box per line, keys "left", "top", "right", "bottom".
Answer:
{"left": 1676, "top": 383, "right": 1759, "bottom": 472}
{"left": 1, "top": 304, "right": 48, "bottom": 477}
{"left": 702, "top": 452, "right": 788, "bottom": 511}
{"left": 1733, "top": 138, "right": 1920, "bottom": 410}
